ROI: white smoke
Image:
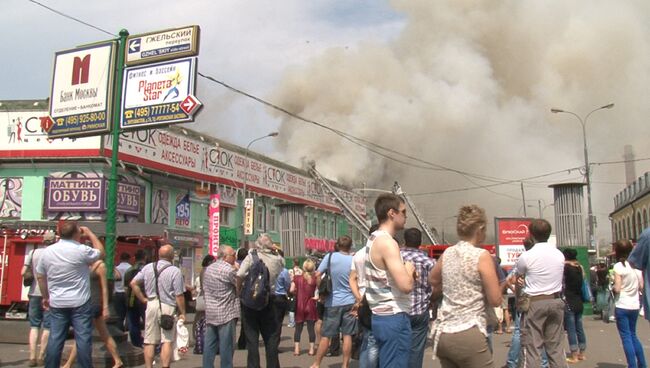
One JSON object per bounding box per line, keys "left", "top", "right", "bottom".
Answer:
{"left": 270, "top": 0, "right": 650, "bottom": 242}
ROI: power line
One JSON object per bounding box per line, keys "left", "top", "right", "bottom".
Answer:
{"left": 27, "top": 0, "right": 116, "bottom": 37}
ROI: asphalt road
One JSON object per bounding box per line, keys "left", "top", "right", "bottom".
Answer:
{"left": 0, "top": 315, "right": 647, "bottom": 367}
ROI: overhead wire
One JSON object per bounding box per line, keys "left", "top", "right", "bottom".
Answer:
{"left": 27, "top": 0, "right": 116, "bottom": 37}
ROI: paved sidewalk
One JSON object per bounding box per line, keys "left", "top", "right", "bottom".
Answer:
{"left": 0, "top": 316, "right": 648, "bottom": 367}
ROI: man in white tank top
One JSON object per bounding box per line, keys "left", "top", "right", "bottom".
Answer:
{"left": 365, "top": 194, "right": 416, "bottom": 368}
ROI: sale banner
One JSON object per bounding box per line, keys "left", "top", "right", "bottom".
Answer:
{"left": 208, "top": 194, "right": 220, "bottom": 255}
{"left": 495, "top": 218, "right": 532, "bottom": 267}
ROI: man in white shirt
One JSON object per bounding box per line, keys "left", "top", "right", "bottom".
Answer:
{"left": 515, "top": 219, "right": 566, "bottom": 368}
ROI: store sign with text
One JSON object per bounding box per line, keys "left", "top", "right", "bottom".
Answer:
{"left": 495, "top": 218, "right": 532, "bottom": 267}
{"left": 109, "top": 128, "right": 366, "bottom": 214}
{"left": 48, "top": 42, "right": 116, "bottom": 138}
{"left": 175, "top": 192, "right": 191, "bottom": 227}
{"left": 244, "top": 198, "right": 254, "bottom": 235}
{"left": 208, "top": 194, "right": 220, "bottom": 255}
{"left": 45, "top": 178, "right": 105, "bottom": 212}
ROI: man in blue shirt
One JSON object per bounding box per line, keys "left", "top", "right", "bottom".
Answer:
{"left": 273, "top": 267, "right": 292, "bottom": 349}
{"left": 36, "top": 221, "right": 104, "bottom": 368}
{"left": 310, "top": 236, "right": 357, "bottom": 368}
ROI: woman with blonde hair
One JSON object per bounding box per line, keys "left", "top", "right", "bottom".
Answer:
{"left": 62, "top": 260, "right": 123, "bottom": 368}
{"left": 290, "top": 258, "right": 319, "bottom": 356}
{"left": 429, "top": 205, "right": 502, "bottom": 368}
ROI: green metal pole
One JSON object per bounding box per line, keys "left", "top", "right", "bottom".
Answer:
{"left": 105, "top": 29, "right": 129, "bottom": 280}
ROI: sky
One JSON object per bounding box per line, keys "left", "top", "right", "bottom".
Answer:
{"left": 3, "top": 0, "right": 650, "bottom": 246}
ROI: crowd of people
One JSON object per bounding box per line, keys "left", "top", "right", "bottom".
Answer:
{"left": 20, "top": 195, "right": 650, "bottom": 368}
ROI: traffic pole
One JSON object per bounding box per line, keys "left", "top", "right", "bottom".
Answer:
{"left": 105, "top": 29, "right": 129, "bottom": 280}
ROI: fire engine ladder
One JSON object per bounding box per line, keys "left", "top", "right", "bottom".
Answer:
{"left": 307, "top": 163, "right": 370, "bottom": 237}
{"left": 392, "top": 181, "right": 439, "bottom": 245}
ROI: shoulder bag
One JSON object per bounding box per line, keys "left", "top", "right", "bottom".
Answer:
{"left": 153, "top": 261, "right": 175, "bottom": 330}
{"left": 318, "top": 252, "right": 333, "bottom": 298}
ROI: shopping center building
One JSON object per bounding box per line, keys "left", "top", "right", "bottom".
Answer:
{"left": 0, "top": 99, "right": 367, "bottom": 311}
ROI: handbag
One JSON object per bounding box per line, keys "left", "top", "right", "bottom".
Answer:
{"left": 358, "top": 295, "right": 372, "bottom": 329}
{"left": 154, "top": 261, "right": 175, "bottom": 330}
{"left": 318, "top": 252, "right": 333, "bottom": 298}
{"left": 23, "top": 250, "right": 35, "bottom": 287}
{"left": 581, "top": 279, "right": 593, "bottom": 303}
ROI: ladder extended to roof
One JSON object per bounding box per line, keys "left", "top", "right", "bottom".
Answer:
{"left": 392, "top": 181, "right": 439, "bottom": 245}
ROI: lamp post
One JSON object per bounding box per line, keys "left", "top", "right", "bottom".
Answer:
{"left": 551, "top": 103, "right": 614, "bottom": 254}
{"left": 240, "top": 132, "right": 278, "bottom": 249}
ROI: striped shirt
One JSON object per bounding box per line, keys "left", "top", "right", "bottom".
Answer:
{"left": 132, "top": 260, "right": 184, "bottom": 307}
{"left": 400, "top": 247, "right": 435, "bottom": 316}
{"left": 364, "top": 231, "right": 411, "bottom": 316}
{"left": 204, "top": 260, "right": 240, "bottom": 326}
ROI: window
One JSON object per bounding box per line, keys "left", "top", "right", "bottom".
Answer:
{"left": 312, "top": 216, "right": 318, "bottom": 237}
{"left": 644, "top": 209, "right": 648, "bottom": 230}
{"left": 220, "top": 207, "right": 232, "bottom": 226}
{"left": 322, "top": 218, "right": 327, "bottom": 238}
{"left": 331, "top": 219, "right": 336, "bottom": 238}
{"left": 268, "top": 208, "right": 277, "bottom": 232}
{"left": 256, "top": 206, "right": 265, "bottom": 231}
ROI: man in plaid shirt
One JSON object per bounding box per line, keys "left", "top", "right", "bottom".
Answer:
{"left": 400, "top": 228, "right": 435, "bottom": 368}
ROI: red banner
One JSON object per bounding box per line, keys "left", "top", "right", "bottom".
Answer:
{"left": 495, "top": 218, "right": 532, "bottom": 267}
{"left": 208, "top": 194, "right": 220, "bottom": 255}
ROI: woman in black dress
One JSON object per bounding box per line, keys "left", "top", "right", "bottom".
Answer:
{"left": 563, "top": 248, "right": 586, "bottom": 363}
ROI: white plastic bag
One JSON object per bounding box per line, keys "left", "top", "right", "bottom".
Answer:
{"left": 173, "top": 319, "right": 189, "bottom": 361}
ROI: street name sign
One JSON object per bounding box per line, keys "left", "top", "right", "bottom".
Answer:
{"left": 125, "top": 25, "right": 200, "bottom": 66}
{"left": 48, "top": 42, "right": 116, "bottom": 138}
{"left": 120, "top": 57, "right": 201, "bottom": 130}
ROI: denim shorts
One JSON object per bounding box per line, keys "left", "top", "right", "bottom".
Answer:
{"left": 28, "top": 295, "right": 50, "bottom": 329}
{"left": 321, "top": 304, "right": 358, "bottom": 337}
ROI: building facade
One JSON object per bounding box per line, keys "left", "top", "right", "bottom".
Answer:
{"left": 611, "top": 172, "right": 650, "bottom": 242}
{"left": 0, "top": 99, "right": 366, "bottom": 309}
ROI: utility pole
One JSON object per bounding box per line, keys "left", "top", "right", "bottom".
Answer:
{"left": 520, "top": 182, "right": 527, "bottom": 217}
{"left": 105, "top": 29, "right": 129, "bottom": 279}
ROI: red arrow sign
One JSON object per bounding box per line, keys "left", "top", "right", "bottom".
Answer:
{"left": 180, "top": 95, "right": 201, "bottom": 115}
{"left": 40, "top": 116, "right": 54, "bottom": 132}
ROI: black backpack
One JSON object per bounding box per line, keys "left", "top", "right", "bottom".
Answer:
{"left": 241, "top": 250, "right": 271, "bottom": 310}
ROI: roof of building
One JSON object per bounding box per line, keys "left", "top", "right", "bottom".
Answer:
{"left": 0, "top": 99, "right": 50, "bottom": 111}
{"left": 611, "top": 172, "right": 650, "bottom": 216}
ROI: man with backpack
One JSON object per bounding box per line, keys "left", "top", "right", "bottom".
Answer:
{"left": 124, "top": 249, "right": 147, "bottom": 347}
{"left": 236, "top": 233, "right": 285, "bottom": 368}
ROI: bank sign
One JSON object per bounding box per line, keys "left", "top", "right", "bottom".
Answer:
{"left": 495, "top": 217, "right": 532, "bottom": 267}
{"left": 121, "top": 57, "right": 200, "bottom": 130}
{"left": 48, "top": 42, "right": 116, "bottom": 138}
{"left": 45, "top": 178, "right": 142, "bottom": 214}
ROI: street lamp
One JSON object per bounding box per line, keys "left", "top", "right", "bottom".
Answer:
{"left": 551, "top": 103, "right": 614, "bottom": 253}
{"left": 241, "top": 132, "right": 279, "bottom": 248}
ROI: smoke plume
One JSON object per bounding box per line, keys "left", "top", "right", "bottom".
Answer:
{"left": 270, "top": 0, "right": 650, "bottom": 242}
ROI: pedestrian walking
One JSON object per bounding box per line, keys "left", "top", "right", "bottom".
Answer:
{"left": 236, "top": 233, "right": 285, "bottom": 368}
{"left": 236, "top": 247, "right": 249, "bottom": 350}
{"left": 114, "top": 252, "right": 133, "bottom": 330}
{"left": 363, "top": 194, "right": 416, "bottom": 368}
{"left": 629, "top": 227, "right": 650, "bottom": 321}
{"left": 291, "top": 259, "right": 318, "bottom": 356}
{"left": 194, "top": 255, "right": 216, "bottom": 355}
{"left": 273, "top": 266, "right": 292, "bottom": 350}
{"left": 562, "top": 248, "right": 587, "bottom": 364}
{"left": 613, "top": 240, "right": 647, "bottom": 368}
{"left": 130, "top": 244, "right": 187, "bottom": 368}
{"left": 429, "top": 205, "right": 502, "bottom": 368}
{"left": 202, "top": 246, "right": 239, "bottom": 368}
{"left": 288, "top": 257, "right": 303, "bottom": 328}
{"left": 35, "top": 221, "right": 104, "bottom": 368}
{"left": 309, "top": 236, "right": 358, "bottom": 368}
{"left": 124, "top": 249, "right": 147, "bottom": 347}
{"left": 400, "top": 228, "right": 435, "bottom": 368}
{"left": 349, "top": 224, "right": 379, "bottom": 368}
{"left": 514, "top": 219, "right": 567, "bottom": 368}
{"left": 62, "top": 260, "right": 124, "bottom": 368}
{"left": 22, "top": 230, "right": 55, "bottom": 367}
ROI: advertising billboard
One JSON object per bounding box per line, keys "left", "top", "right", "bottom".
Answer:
{"left": 495, "top": 217, "right": 533, "bottom": 267}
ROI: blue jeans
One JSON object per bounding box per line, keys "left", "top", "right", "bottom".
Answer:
{"left": 203, "top": 319, "right": 236, "bottom": 368}
{"left": 408, "top": 312, "right": 429, "bottom": 368}
{"left": 615, "top": 308, "right": 647, "bottom": 368}
{"left": 506, "top": 312, "right": 548, "bottom": 368}
{"left": 564, "top": 308, "right": 586, "bottom": 352}
{"left": 359, "top": 326, "right": 378, "bottom": 368}
{"left": 127, "top": 304, "right": 145, "bottom": 348}
{"left": 372, "top": 313, "right": 411, "bottom": 368}
{"left": 46, "top": 300, "right": 93, "bottom": 368}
